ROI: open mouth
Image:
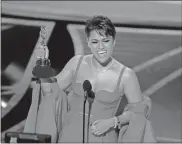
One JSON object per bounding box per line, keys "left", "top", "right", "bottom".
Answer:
{"left": 98, "top": 50, "right": 107, "bottom": 56}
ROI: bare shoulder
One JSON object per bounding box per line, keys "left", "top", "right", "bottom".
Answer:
{"left": 56, "top": 54, "right": 83, "bottom": 76}
{"left": 113, "top": 59, "right": 133, "bottom": 77}
{"left": 55, "top": 54, "right": 84, "bottom": 90}
{"left": 70, "top": 54, "right": 83, "bottom": 64}
{"left": 122, "top": 67, "right": 138, "bottom": 83}
{"left": 123, "top": 67, "right": 135, "bottom": 78}
{"left": 114, "top": 59, "right": 138, "bottom": 85}
{"left": 66, "top": 54, "right": 83, "bottom": 71}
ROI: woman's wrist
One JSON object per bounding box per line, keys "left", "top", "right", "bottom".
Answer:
{"left": 118, "top": 111, "right": 132, "bottom": 125}
{"left": 109, "top": 111, "right": 132, "bottom": 129}
{"left": 40, "top": 78, "right": 56, "bottom": 96}
{"left": 108, "top": 117, "right": 117, "bottom": 128}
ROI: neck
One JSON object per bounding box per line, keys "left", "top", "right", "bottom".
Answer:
{"left": 91, "top": 55, "right": 113, "bottom": 72}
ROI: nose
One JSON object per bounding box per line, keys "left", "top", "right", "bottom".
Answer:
{"left": 98, "top": 42, "right": 104, "bottom": 49}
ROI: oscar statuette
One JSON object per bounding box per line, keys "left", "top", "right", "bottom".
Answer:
{"left": 32, "top": 26, "right": 55, "bottom": 79}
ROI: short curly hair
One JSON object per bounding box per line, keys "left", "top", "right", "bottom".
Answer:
{"left": 85, "top": 15, "right": 116, "bottom": 39}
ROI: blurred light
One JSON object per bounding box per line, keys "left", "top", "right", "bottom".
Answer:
{"left": 1, "top": 100, "right": 7, "bottom": 108}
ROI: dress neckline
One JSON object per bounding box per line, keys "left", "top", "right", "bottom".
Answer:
{"left": 75, "top": 55, "right": 119, "bottom": 94}
{"left": 90, "top": 54, "right": 114, "bottom": 73}
{"left": 75, "top": 81, "right": 119, "bottom": 95}
{"left": 72, "top": 55, "right": 126, "bottom": 96}
{"left": 73, "top": 82, "right": 123, "bottom": 106}
{"left": 73, "top": 55, "right": 125, "bottom": 94}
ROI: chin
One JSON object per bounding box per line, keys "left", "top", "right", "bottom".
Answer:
{"left": 97, "top": 57, "right": 110, "bottom": 65}
{"left": 93, "top": 54, "right": 111, "bottom": 65}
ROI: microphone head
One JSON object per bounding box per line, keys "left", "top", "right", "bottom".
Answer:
{"left": 89, "top": 91, "right": 95, "bottom": 99}
{"left": 83, "top": 80, "right": 92, "bottom": 92}
{"left": 87, "top": 91, "right": 95, "bottom": 103}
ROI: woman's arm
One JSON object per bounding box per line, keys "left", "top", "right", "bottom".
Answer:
{"left": 116, "top": 68, "right": 143, "bottom": 125}
{"left": 40, "top": 55, "right": 82, "bottom": 96}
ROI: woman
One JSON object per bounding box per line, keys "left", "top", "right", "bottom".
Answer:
{"left": 24, "top": 15, "right": 156, "bottom": 143}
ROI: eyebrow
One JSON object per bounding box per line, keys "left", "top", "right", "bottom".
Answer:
{"left": 91, "top": 38, "right": 110, "bottom": 41}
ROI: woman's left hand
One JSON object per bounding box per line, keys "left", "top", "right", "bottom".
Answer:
{"left": 91, "top": 118, "right": 114, "bottom": 136}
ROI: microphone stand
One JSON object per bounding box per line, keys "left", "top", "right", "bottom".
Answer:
{"left": 87, "top": 100, "right": 92, "bottom": 143}
{"left": 83, "top": 91, "right": 87, "bottom": 143}
{"left": 87, "top": 91, "right": 95, "bottom": 143}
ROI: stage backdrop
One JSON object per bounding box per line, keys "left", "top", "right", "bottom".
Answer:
{"left": 1, "top": 1, "right": 182, "bottom": 142}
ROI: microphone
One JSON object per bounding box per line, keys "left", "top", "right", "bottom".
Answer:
{"left": 87, "top": 91, "right": 95, "bottom": 104}
{"left": 83, "top": 80, "right": 92, "bottom": 100}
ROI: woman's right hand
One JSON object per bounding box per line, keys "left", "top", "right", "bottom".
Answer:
{"left": 40, "top": 78, "right": 55, "bottom": 96}
{"left": 41, "top": 83, "right": 53, "bottom": 96}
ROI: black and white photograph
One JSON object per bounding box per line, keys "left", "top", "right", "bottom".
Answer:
{"left": 1, "top": 1, "right": 182, "bottom": 143}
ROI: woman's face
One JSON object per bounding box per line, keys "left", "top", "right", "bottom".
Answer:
{"left": 87, "top": 30, "right": 115, "bottom": 65}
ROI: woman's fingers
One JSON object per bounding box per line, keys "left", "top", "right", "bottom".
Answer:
{"left": 94, "top": 131, "right": 102, "bottom": 135}
{"left": 92, "top": 129, "right": 102, "bottom": 136}
{"left": 91, "top": 125, "right": 103, "bottom": 136}
{"left": 91, "top": 120, "right": 100, "bottom": 126}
